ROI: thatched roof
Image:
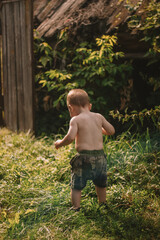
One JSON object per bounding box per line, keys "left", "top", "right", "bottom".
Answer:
{"left": 33, "top": 0, "right": 148, "bottom": 38}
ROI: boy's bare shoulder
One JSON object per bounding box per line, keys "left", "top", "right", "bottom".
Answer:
{"left": 70, "top": 116, "right": 78, "bottom": 122}
{"left": 78, "top": 112, "right": 103, "bottom": 124}
{"left": 91, "top": 112, "right": 104, "bottom": 119}
{"left": 70, "top": 112, "right": 104, "bottom": 124}
{"left": 79, "top": 111, "right": 100, "bottom": 119}
{"left": 93, "top": 112, "right": 103, "bottom": 117}
{"left": 69, "top": 116, "right": 79, "bottom": 127}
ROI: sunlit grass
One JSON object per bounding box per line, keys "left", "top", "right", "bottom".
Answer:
{"left": 0, "top": 128, "right": 160, "bottom": 239}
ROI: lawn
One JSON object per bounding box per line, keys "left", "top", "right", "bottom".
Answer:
{"left": 0, "top": 128, "right": 160, "bottom": 240}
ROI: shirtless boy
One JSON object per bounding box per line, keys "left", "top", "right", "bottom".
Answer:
{"left": 55, "top": 89, "right": 115, "bottom": 211}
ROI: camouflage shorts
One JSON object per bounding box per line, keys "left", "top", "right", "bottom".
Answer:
{"left": 70, "top": 150, "right": 107, "bottom": 190}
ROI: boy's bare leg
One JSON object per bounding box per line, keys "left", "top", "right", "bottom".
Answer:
{"left": 71, "top": 189, "right": 81, "bottom": 209}
{"left": 95, "top": 186, "right": 106, "bottom": 204}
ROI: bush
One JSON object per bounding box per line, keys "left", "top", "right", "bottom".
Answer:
{"left": 34, "top": 32, "right": 132, "bottom": 134}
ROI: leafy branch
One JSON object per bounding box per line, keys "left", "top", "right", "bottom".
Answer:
{"left": 110, "top": 106, "right": 160, "bottom": 130}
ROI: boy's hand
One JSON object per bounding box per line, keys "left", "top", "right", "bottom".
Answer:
{"left": 55, "top": 140, "right": 62, "bottom": 149}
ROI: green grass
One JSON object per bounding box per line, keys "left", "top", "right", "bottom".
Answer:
{"left": 0, "top": 128, "right": 160, "bottom": 240}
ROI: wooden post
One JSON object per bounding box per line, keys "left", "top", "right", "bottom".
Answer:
{"left": 0, "top": 35, "right": 4, "bottom": 126}
{"left": 1, "top": 0, "right": 34, "bottom": 132}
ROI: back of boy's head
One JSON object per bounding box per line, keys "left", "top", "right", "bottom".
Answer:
{"left": 67, "top": 89, "right": 90, "bottom": 107}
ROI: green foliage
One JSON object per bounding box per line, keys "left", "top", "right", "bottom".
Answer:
{"left": 110, "top": 106, "right": 160, "bottom": 131}
{"left": 34, "top": 32, "right": 75, "bottom": 107}
{"left": 70, "top": 35, "right": 132, "bottom": 111}
{"left": 137, "top": 1, "right": 160, "bottom": 57}
{"left": 34, "top": 31, "right": 53, "bottom": 70}
{"left": 0, "top": 128, "right": 160, "bottom": 239}
{"left": 127, "top": 0, "right": 160, "bottom": 90}
{"left": 34, "top": 32, "right": 132, "bottom": 128}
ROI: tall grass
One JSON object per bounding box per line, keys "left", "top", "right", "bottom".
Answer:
{"left": 0, "top": 128, "right": 160, "bottom": 240}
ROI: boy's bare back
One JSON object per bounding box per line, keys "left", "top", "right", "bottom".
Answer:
{"left": 73, "top": 111, "right": 109, "bottom": 151}
{"left": 58, "top": 105, "right": 115, "bottom": 151}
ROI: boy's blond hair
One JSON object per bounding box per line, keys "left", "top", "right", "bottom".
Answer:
{"left": 67, "top": 89, "right": 90, "bottom": 107}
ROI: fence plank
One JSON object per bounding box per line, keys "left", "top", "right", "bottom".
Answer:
{"left": 8, "top": 2, "right": 18, "bottom": 130}
{"left": 0, "top": 36, "right": 4, "bottom": 126}
{"left": 14, "top": 1, "right": 25, "bottom": 130}
{"left": 1, "top": 4, "right": 9, "bottom": 127}
{"left": 26, "top": 0, "right": 34, "bottom": 131}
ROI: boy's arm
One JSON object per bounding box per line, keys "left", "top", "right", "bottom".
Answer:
{"left": 55, "top": 117, "right": 78, "bottom": 149}
{"left": 101, "top": 115, "right": 115, "bottom": 135}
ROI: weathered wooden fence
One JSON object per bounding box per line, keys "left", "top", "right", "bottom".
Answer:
{"left": 1, "top": 0, "right": 34, "bottom": 132}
